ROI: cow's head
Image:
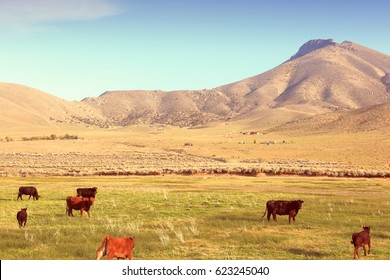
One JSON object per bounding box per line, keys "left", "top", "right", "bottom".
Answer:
{"left": 296, "top": 200, "right": 304, "bottom": 209}
{"left": 21, "top": 208, "right": 27, "bottom": 211}
{"left": 362, "top": 225, "right": 370, "bottom": 233}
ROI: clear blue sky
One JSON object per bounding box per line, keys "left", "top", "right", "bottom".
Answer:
{"left": 0, "top": 0, "right": 389, "bottom": 101}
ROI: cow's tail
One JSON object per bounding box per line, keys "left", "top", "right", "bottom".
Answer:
{"left": 96, "top": 235, "right": 110, "bottom": 260}
{"left": 261, "top": 206, "right": 267, "bottom": 219}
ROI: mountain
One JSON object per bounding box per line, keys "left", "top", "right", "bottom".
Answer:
{"left": 82, "top": 39, "right": 390, "bottom": 127}
{"left": 216, "top": 40, "right": 390, "bottom": 117}
{"left": 1, "top": 39, "right": 390, "bottom": 130}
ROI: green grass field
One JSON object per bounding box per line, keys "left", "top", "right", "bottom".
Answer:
{"left": 0, "top": 175, "right": 389, "bottom": 260}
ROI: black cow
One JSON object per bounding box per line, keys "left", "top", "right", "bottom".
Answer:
{"left": 76, "top": 187, "right": 97, "bottom": 198}
{"left": 17, "top": 208, "right": 28, "bottom": 228}
{"left": 262, "top": 200, "right": 304, "bottom": 223}
{"left": 351, "top": 225, "right": 371, "bottom": 259}
{"left": 17, "top": 186, "right": 39, "bottom": 200}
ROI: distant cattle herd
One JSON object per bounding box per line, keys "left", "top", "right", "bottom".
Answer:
{"left": 14, "top": 185, "right": 371, "bottom": 260}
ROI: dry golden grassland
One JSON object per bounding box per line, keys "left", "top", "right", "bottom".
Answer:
{"left": 0, "top": 176, "right": 389, "bottom": 260}
{"left": 0, "top": 122, "right": 389, "bottom": 177}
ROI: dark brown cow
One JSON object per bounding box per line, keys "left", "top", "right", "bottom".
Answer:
{"left": 262, "top": 200, "right": 304, "bottom": 223}
{"left": 96, "top": 235, "right": 135, "bottom": 260}
{"left": 351, "top": 225, "right": 371, "bottom": 259}
{"left": 66, "top": 196, "right": 94, "bottom": 218}
{"left": 77, "top": 187, "right": 97, "bottom": 198}
{"left": 17, "top": 186, "right": 39, "bottom": 200}
{"left": 17, "top": 208, "right": 28, "bottom": 228}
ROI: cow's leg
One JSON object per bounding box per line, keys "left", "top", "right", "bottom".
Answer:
{"left": 105, "top": 253, "right": 114, "bottom": 260}
{"left": 363, "top": 244, "right": 367, "bottom": 256}
{"left": 272, "top": 212, "right": 277, "bottom": 221}
{"left": 87, "top": 210, "right": 91, "bottom": 218}
{"left": 368, "top": 241, "right": 371, "bottom": 255}
{"left": 28, "top": 195, "right": 32, "bottom": 200}
{"left": 288, "top": 215, "right": 291, "bottom": 224}
{"left": 80, "top": 209, "right": 83, "bottom": 218}
{"left": 96, "top": 249, "right": 104, "bottom": 260}
{"left": 267, "top": 211, "right": 271, "bottom": 221}
{"left": 354, "top": 247, "right": 359, "bottom": 259}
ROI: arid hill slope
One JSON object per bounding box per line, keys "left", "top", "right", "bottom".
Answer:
{"left": 267, "top": 102, "right": 390, "bottom": 134}
{"left": 0, "top": 83, "right": 105, "bottom": 132}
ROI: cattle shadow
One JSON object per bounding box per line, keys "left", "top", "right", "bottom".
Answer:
{"left": 288, "top": 248, "right": 328, "bottom": 258}
{"left": 211, "top": 214, "right": 261, "bottom": 223}
{"left": 0, "top": 198, "right": 14, "bottom": 201}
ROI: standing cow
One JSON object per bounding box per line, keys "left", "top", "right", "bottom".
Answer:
{"left": 66, "top": 196, "right": 94, "bottom": 218}
{"left": 96, "top": 235, "right": 135, "bottom": 260}
{"left": 262, "top": 200, "right": 304, "bottom": 223}
{"left": 76, "top": 187, "right": 97, "bottom": 198}
{"left": 17, "top": 208, "right": 28, "bottom": 228}
{"left": 17, "top": 186, "right": 39, "bottom": 200}
{"left": 351, "top": 225, "right": 371, "bottom": 259}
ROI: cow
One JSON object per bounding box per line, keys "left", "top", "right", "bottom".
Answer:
{"left": 261, "top": 200, "right": 304, "bottom": 223}
{"left": 17, "top": 186, "right": 39, "bottom": 200}
{"left": 17, "top": 208, "right": 28, "bottom": 228}
{"left": 351, "top": 225, "right": 371, "bottom": 259}
{"left": 76, "top": 187, "right": 97, "bottom": 198}
{"left": 96, "top": 235, "right": 135, "bottom": 260}
{"left": 66, "top": 196, "right": 94, "bottom": 218}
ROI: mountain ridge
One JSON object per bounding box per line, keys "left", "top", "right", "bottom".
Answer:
{"left": 1, "top": 39, "right": 390, "bottom": 131}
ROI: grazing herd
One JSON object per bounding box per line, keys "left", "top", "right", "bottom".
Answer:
{"left": 14, "top": 185, "right": 372, "bottom": 260}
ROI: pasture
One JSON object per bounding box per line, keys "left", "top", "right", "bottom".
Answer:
{"left": 0, "top": 175, "right": 389, "bottom": 260}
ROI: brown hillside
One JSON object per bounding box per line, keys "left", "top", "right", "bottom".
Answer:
{"left": 82, "top": 89, "right": 235, "bottom": 127}
{"left": 267, "top": 102, "right": 390, "bottom": 134}
{"left": 0, "top": 83, "right": 105, "bottom": 132}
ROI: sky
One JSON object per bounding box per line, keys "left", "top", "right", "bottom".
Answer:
{"left": 0, "top": 0, "right": 389, "bottom": 101}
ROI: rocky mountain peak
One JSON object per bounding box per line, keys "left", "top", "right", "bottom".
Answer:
{"left": 288, "top": 39, "right": 337, "bottom": 61}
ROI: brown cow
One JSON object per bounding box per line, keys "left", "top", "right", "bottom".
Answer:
{"left": 261, "top": 200, "right": 304, "bottom": 223}
{"left": 96, "top": 235, "right": 135, "bottom": 260}
{"left": 17, "top": 186, "right": 39, "bottom": 200}
{"left": 66, "top": 196, "right": 94, "bottom": 218}
{"left": 16, "top": 208, "right": 28, "bottom": 228}
{"left": 351, "top": 225, "right": 371, "bottom": 259}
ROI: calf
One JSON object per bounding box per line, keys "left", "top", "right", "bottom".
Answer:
{"left": 17, "top": 186, "right": 39, "bottom": 200}
{"left": 66, "top": 196, "right": 94, "bottom": 218}
{"left": 17, "top": 208, "right": 28, "bottom": 228}
{"left": 351, "top": 225, "right": 371, "bottom": 259}
{"left": 96, "top": 235, "right": 135, "bottom": 260}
